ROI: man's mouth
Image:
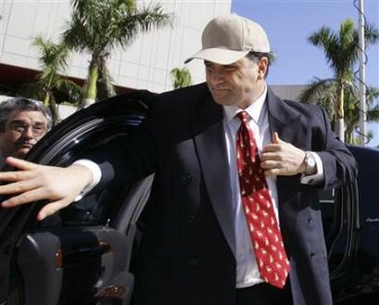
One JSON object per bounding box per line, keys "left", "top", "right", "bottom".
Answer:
{"left": 15, "top": 143, "right": 34, "bottom": 150}
{"left": 211, "top": 87, "right": 230, "bottom": 97}
{"left": 212, "top": 87, "right": 229, "bottom": 91}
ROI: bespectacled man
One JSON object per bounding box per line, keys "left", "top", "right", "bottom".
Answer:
{"left": 0, "top": 97, "right": 52, "bottom": 166}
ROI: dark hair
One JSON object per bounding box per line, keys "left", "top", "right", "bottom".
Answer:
{"left": 0, "top": 97, "right": 53, "bottom": 132}
{"left": 247, "top": 52, "right": 271, "bottom": 77}
{"left": 248, "top": 52, "right": 271, "bottom": 64}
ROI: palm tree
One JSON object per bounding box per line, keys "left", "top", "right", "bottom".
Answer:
{"left": 299, "top": 19, "right": 379, "bottom": 142}
{"left": 21, "top": 36, "right": 82, "bottom": 124}
{"left": 63, "top": 0, "right": 172, "bottom": 107}
{"left": 344, "top": 86, "right": 379, "bottom": 144}
{"left": 170, "top": 67, "right": 193, "bottom": 89}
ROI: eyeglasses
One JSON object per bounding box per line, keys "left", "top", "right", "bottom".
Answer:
{"left": 8, "top": 121, "right": 48, "bottom": 137}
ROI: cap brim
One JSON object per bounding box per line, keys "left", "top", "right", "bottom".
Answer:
{"left": 184, "top": 48, "right": 250, "bottom": 65}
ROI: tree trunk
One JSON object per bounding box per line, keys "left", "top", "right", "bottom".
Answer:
{"left": 82, "top": 60, "right": 98, "bottom": 108}
{"left": 334, "top": 118, "right": 345, "bottom": 142}
{"left": 43, "top": 92, "right": 59, "bottom": 125}
{"left": 334, "top": 85, "right": 345, "bottom": 142}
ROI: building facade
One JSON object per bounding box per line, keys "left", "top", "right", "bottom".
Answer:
{"left": 0, "top": 0, "right": 232, "bottom": 94}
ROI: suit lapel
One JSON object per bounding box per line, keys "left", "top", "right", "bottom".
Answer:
{"left": 191, "top": 94, "right": 236, "bottom": 257}
{"left": 266, "top": 87, "right": 303, "bottom": 249}
{"left": 266, "top": 88, "right": 301, "bottom": 141}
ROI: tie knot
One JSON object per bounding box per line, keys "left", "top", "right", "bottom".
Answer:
{"left": 237, "top": 111, "right": 250, "bottom": 123}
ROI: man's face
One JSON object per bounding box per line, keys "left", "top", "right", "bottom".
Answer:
{"left": 0, "top": 110, "right": 48, "bottom": 159}
{"left": 205, "top": 56, "right": 267, "bottom": 109}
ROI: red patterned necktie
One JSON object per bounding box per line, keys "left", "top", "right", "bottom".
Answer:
{"left": 236, "top": 111, "right": 290, "bottom": 289}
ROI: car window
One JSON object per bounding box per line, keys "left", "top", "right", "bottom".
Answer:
{"left": 23, "top": 91, "right": 154, "bottom": 229}
{"left": 0, "top": 90, "right": 154, "bottom": 305}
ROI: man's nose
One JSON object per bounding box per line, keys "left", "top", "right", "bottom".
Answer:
{"left": 23, "top": 126, "right": 36, "bottom": 138}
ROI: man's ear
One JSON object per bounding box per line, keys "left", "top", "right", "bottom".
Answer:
{"left": 257, "top": 57, "right": 268, "bottom": 79}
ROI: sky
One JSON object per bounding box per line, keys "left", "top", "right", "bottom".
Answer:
{"left": 232, "top": 0, "right": 379, "bottom": 147}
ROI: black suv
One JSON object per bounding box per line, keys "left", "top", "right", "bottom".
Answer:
{"left": 0, "top": 91, "right": 378, "bottom": 305}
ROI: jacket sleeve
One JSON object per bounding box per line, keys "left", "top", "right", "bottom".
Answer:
{"left": 314, "top": 106, "right": 358, "bottom": 190}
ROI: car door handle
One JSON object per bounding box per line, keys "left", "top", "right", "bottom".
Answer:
{"left": 77, "top": 242, "right": 111, "bottom": 256}
{"left": 56, "top": 241, "right": 111, "bottom": 267}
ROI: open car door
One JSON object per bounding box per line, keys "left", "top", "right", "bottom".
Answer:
{"left": 320, "top": 145, "right": 379, "bottom": 305}
{"left": 0, "top": 90, "right": 154, "bottom": 305}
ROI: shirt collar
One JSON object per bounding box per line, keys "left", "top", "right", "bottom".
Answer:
{"left": 223, "top": 85, "right": 268, "bottom": 124}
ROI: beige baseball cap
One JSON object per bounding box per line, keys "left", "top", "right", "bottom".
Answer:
{"left": 184, "top": 13, "right": 270, "bottom": 65}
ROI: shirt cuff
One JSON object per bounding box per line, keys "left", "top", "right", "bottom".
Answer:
{"left": 300, "top": 152, "right": 324, "bottom": 185}
{"left": 72, "top": 159, "right": 102, "bottom": 201}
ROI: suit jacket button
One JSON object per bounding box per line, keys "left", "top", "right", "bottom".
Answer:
{"left": 189, "top": 257, "right": 199, "bottom": 266}
{"left": 310, "top": 252, "right": 316, "bottom": 259}
{"left": 187, "top": 216, "right": 195, "bottom": 223}
{"left": 182, "top": 174, "right": 192, "bottom": 184}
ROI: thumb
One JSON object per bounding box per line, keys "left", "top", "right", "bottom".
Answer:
{"left": 272, "top": 132, "right": 280, "bottom": 144}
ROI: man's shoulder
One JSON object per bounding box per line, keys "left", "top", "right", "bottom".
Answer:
{"left": 156, "top": 83, "right": 210, "bottom": 102}
{"left": 278, "top": 96, "right": 319, "bottom": 111}
{"left": 267, "top": 87, "right": 327, "bottom": 126}
{"left": 267, "top": 86, "right": 321, "bottom": 112}
{"left": 146, "top": 83, "right": 215, "bottom": 122}
{"left": 273, "top": 94, "right": 324, "bottom": 117}
{"left": 150, "top": 83, "right": 213, "bottom": 116}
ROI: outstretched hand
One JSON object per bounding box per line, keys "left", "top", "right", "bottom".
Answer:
{"left": 260, "top": 132, "right": 306, "bottom": 177}
{"left": 0, "top": 157, "right": 93, "bottom": 220}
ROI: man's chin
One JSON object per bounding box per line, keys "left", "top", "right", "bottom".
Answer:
{"left": 211, "top": 93, "right": 232, "bottom": 106}
{"left": 15, "top": 148, "right": 31, "bottom": 159}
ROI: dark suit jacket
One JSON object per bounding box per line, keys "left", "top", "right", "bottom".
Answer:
{"left": 91, "top": 83, "right": 357, "bottom": 305}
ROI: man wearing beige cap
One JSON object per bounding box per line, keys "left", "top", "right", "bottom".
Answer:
{"left": 0, "top": 13, "right": 357, "bottom": 305}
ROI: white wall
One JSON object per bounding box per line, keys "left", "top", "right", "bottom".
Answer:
{"left": 0, "top": 0, "right": 232, "bottom": 93}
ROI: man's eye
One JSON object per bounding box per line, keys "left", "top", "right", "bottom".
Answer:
{"left": 224, "top": 66, "right": 236, "bottom": 72}
{"left": 10, "top": 122, "right": 26, "bottom": 129}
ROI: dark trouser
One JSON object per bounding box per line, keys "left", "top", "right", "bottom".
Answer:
{"left": 236, "top": 282, "right": 292, "bottom": 305}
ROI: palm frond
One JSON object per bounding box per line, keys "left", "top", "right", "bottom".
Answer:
{"left": 115, "top": 4, "right": 173, "bottom": 49}
{"left": 170, "top": 67, "right": 193, "bottom": 89}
